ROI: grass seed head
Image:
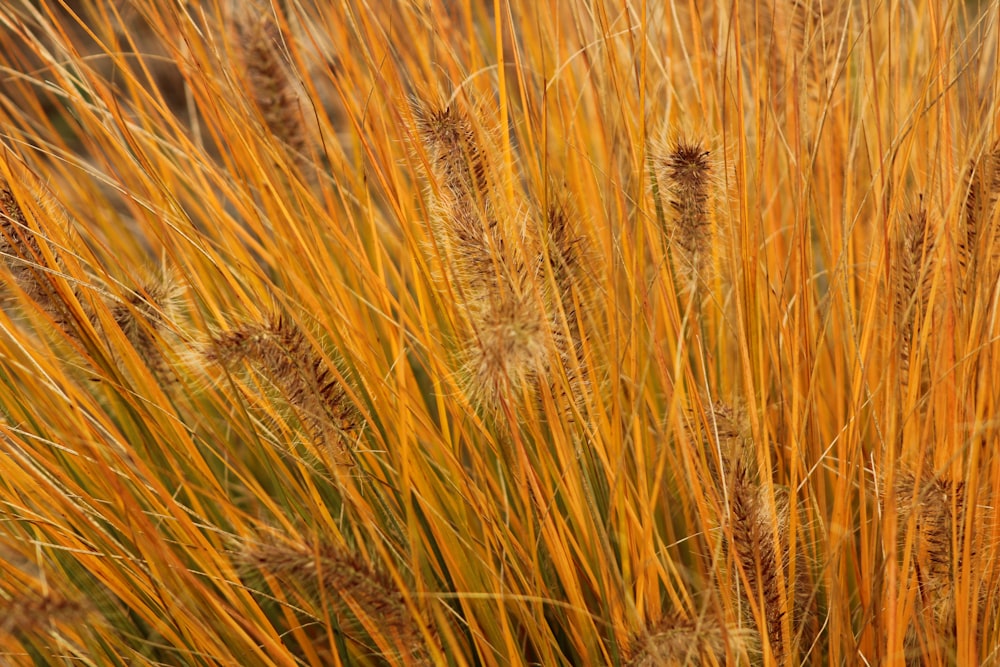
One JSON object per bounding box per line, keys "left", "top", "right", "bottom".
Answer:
{"left": 414, "top": 100, "right": 493, "bottom": 202}
{"left": 726, "top": 455, "right": 813, "bottom": 663}
{"left": 206, "top": 314, "right": 361, "bottom": 459}
{"left": 624, "top": 612, "right": 758, "bottom": 666}
{"left": 894, "top": 198, "right": 934, "bottom": 387}
{"left": 655, "top": 137, "right": 715, "bottom": 286}
{"left": 465, "top": 290, "right": 549, "bottom": 409}
{"left": 235, "top": 533, "right": 433, "bottom": 665}
{"left": 234, "top": 8, "right": 311, "bottom": 165}
{"left": 0, "top": 592, "right": 94, "bottom": 635}
{"left": 110, "top": 267, "right": 183, "bottom": 383}
{"left": 0, "top": 177, "right": 99, "bottom": 342}
{"left": 891, "top": 469, "right": 984, "bottom": 642}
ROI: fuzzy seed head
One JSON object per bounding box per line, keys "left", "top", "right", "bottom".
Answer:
{"left": 624, "top": 613, "right": 758, "bottom": 666}
{"left": 1, "top": 182, "right": 58, "bottom": 306}
{"left": 894, "top": 200, "right": 934, "bottom": 387}
{"left": 110, "top": 269, "right": 182, "bottom": 382}
{"left": 892, "top": 470, "right": 980, "bottom": 632}
{"left": 207, "top": 315, "right": 361, "bottom": 458}
{"left": 235, "top": 11, "right": 309, "bottom": 163}
{"left": 415, "top": 102, "right": 492, "bottom": 201}
{"left": 0, "top": 592, "right": 94, "bottom": 634}
{"left": 727, "top": 457, "right": 813, "bottom": 663}
{"left": 235, "top": 534, "right": 433, "bottom": 664}
{"left": 657, "top": 139, "right": 714, "bottom": 282}
{"left": 466, "top": 291, "right": 549, "bottom": 407}
{"left": 960, "top": 145, "right": 1000, "bottom": 292}
{"left": 0, "top": 179, "right": 98, "bottom": 340}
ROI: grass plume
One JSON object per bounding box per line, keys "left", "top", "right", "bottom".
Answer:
{"left": 894, "top": 198, "right": 935, "bottom": 388}
{"left": 655, "top": 137, "right": 715, "bottom": 288}
{"left": 235, "top": 532, "right": 434, "bottom": 664}
{"left": 0, "top": 176, "right": 96, "bottom": 342}
{"left": 624, "top": 612, "right": 758, "bottom": 666}
{"left": 0, "top": 591, "right": 94, "bottom": 635}
{"left": 206, "top": 314, "right": 362, "bottom": 461}
{"left": 234, "top": 7, "right": 311, "bottom": 167}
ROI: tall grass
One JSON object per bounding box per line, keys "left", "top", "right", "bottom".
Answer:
{"left": 0, "top": 0, "right": 997, "bottom": 664}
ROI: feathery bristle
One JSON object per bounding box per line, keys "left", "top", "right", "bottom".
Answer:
{"left": 414, "top": 100, "right": 505, "bottom": 301}
{"left": 415, "top": 102, "right": 492, "bottom": 203}
{"left": 788, "top": 0, "right": 847, "bottom": 95}
{"left": 0, "top": 183, "right": 52, "bottom": 303}
{"left": 542, "top": 193, "right": 590, "bottom": 334}
{"left": 414, "top": 99, "right": 568, "bottom": 413}
{"left": 466, "top": 289, "right": 549, "bottom": 407}
{"left": 728, "top": 457, "right": 786, "bottom": 663}
{"left": 961, "top": 159, "right": 981, "bottom": 281}
{"left": 893, "top": 470, "right": 975, "bottom": 634}
{"left": 687, "top": 400, "right": 748, "bottom": 490}
{"left": 540, "top": 193, "right": 592, "bottom": 414}
{"left": 0, "top": 178, "right": 97, "bottom": 340}
{"left": 727, "top": 455, "right": 812, "bottom": 663}
{"left": 443, "top": 199, "right": 507, "bottom": 301}
{"left": 961, "top": 145, "right": 1000, "bottom": 291}
{"left": 543, "top": 195, "right": 584, "bottom": 289}
{"left": 751, "top": 0, "right": 848, "bottom": 104}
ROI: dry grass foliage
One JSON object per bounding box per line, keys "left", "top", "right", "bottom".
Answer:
{"left": 0, "top": 0, "right": 998, "bottom": 665}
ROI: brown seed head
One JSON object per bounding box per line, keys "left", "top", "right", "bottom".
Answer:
{"left": 624, "top": 612, "right": 758, "bottom": 666}
{"left": 0, "top": 592, "right": 94, "bottom": 634}
{"left": 110, "top": 268, "right": 182, "bottom": 382}
{"left": 466, "top": 290, "right": 549, "bottom": 408}
{"left": 235, "top": 533, "right": 433, "bottom": 664}
{"left": 0, "top": 179, "right": 98, "bottom": 340}
{"left": 894, "top": 198, "right": 934, "bottom": 387}
{"left": 727, "top": 458, "right": 812, "bottom": 663}
{"left": 414, "top": 102, "right": 492, "bottom": 202}
{"left": 656, "top": 139, "right": 714, "bottom": 282}
{"left": 235, "top": 10, "right": 310, "bottom": 164}
{"left": 207, "top": 314, "right": 361, "bottom": 458}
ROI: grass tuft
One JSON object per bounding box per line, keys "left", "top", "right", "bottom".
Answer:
{"left": 0, "top": 1, "right": 997, "bottom": 664}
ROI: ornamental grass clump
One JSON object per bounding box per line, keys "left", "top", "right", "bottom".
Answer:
{"left": 0, "top": 1, "right": 999, "bottom": 665}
